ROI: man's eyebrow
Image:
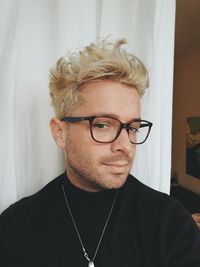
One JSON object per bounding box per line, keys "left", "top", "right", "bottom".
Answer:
{"left": 92, "top": 113, "right": 119, "bottom": 118}
{"left": 91, "top": 113, "right": 141, "bottom": 122}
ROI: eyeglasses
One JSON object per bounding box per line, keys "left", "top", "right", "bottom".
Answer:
{"left": 61, "top": 116, "right": 153, "bottom": 144}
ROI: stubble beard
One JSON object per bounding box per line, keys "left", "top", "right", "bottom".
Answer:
{"left": 65, "top": 141, "right": 133, "bottom": 192}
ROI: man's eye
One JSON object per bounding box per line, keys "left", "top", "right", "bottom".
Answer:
{"left": 93, "top": 123, "right": 109, "bottom": 129}
{"left": 129, "top": 126, "right": 139, "bottom": 133}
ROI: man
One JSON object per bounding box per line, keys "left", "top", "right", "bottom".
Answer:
{"left": 0, "top": 39, "right": 200, "bottom": 267}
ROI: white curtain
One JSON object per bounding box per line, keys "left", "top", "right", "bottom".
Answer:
{"left": 0, "top": 0, "right": 176, "bottom": 212}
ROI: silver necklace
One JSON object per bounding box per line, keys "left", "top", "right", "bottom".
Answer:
{"left": 62, "top": 184, "right": 119, "bottom": 267}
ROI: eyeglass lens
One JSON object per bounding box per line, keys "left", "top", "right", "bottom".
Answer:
{"left": 91, "top": 117, "right": 150, "bottom": 144}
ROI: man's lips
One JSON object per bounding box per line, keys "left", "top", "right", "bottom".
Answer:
{"left": 103, "top": 162, "right": 129, "bottom": 167}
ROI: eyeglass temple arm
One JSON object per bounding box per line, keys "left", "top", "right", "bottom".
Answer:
{"left": 61, "top": 117, "right": 90, "bottom": 122}
{"left": 139, "top": 122, "right": 153, "bottom": 128}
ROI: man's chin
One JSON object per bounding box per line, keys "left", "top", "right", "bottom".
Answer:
{"left": 100, "top": 173, "right": 129, "bottom": 190}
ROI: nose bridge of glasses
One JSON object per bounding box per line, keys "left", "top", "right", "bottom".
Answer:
{"left": 121, "top": 123, "right": 129, "bottom": 132}
{"left": 115, "top": 123, "right": 131, "bottom": 141}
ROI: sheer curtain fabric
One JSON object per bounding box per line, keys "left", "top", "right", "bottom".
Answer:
{"left": 0, "top": 0, "right": 176, "bottom": 212}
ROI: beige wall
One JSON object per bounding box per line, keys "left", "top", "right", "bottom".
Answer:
{"left": 172, "top": 43, "right": 200, "bottom": 194}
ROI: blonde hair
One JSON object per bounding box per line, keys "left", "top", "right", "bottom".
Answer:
{"left": 49, "top": 38, "right": 149, "bottom": 119}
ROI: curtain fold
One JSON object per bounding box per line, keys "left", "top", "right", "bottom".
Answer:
{"left": 98, "top": 0, "right": 176, "bottom": 193}
{"left": 0, "top": 0, "right": 176, "bottom": 212}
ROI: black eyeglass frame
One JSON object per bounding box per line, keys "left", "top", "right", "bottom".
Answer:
{"left": 61, "top": 116, "right": 153, "bottom": 145}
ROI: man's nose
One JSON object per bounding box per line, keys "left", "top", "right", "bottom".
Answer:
{"left": 110, "top": 127, "right": 134, "bottom": 153}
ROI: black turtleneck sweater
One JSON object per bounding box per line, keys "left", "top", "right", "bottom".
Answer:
{"left": 0, "top": 173, "right": 200, "bottom": 267}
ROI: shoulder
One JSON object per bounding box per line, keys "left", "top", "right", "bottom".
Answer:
{"left": 0, "top": 172, "right": 66, "bottom": 223}
{"left": 126, "top": 174, "right": 173, "bottom": 206}
{"left": 0, "top": 173, "right": 66, "bottom": 264}
{"left": 124, "top": 174, "right": 194, "bottom": 221}
{"left": 125, "top": 175, "right": 200, "bottom": 264}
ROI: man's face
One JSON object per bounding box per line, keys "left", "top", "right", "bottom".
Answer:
{"left": 61, "top": 80, "right": 140, "bottom": 191}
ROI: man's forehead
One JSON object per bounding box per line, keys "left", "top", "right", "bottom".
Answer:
{"left": 74, "top": 80, "right": 140, "bottom": 117}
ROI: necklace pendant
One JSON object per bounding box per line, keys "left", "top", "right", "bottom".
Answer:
{"left": 88, "top": 261, "right": 95, "bottom": 267}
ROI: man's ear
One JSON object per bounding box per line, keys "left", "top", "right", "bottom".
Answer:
{"left": 50, "top": 118, "right": 67, "bottom": 149}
